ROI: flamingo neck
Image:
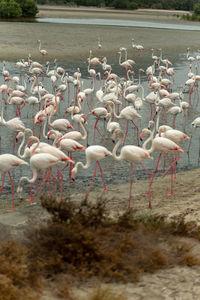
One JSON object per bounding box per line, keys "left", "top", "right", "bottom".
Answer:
{"left": 112, "top": 134, "right": 123, "bottom": 161}
{"left": 142, "top": 129, "right": 154, "bottom": 154}
{"left": 30, "top": 136, "right": 40, "bottom": 156}
{"left": 17, "top": 132, "right": 26, "bottom": 158}
{"left": 79, "top": 121, "right": 87, "bottom": 139}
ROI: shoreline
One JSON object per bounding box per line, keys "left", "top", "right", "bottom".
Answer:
{"left": 0, "top": 9, "right": 199, "bottom": 62}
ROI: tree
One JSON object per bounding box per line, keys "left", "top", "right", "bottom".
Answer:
{"left": 0, "top": 0, "right": 22, "bottom": 18}
{"left": 194, "top": 2, "right": 200, "bottom": 14}
{"left": 20, "top": 0, "right": 38, "bottom": 17}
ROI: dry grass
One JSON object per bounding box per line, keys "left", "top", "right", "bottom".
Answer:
{"left": 1, "top": 194, "right": 200, "bottom": 299}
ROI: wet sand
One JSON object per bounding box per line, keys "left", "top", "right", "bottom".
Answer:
{"left": 1, "top": 7, "right": 200, "bottom": 299}
{"left": 0, "top": 6, "right": 199, "bottom": 62}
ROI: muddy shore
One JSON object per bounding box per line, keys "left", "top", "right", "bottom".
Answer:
{"left": 0, "top": 6, "right": 199, "bottom": 62}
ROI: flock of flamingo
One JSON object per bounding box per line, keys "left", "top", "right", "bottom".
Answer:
{"left": 0, "top": 38, "right": 199, "bottom": 211}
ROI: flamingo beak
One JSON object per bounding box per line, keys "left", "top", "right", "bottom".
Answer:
{"left": 139, "top": 131, "right": 144, "bottom": 141}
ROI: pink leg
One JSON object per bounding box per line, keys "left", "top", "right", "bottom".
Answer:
{"left": 131, "top": 120, "right": 140, "bottom": 146}
{"left": 85, "top": 161, "right": 98, "bottom": 199}
{"left": 93, "top": 118, "right": 99, "bottom": 142}
{"left": 123, "top": 121, "right": 129, "bottom": 145}
{"left": 0, "top": 173, "right": 6, "bottom": 193}
{"left": 166, "top": 153, "right": 174, "bottom": 196}
{"left": 97, "top": 161, "right": 107, "bottom": 192}
{"left": 8, "top": 171, "right": 15, "bottom": 212}
{"left": 145, "top": 152, "right": 162, "bottom": 208}
{"left": 139, "top": 161, "right": 152, "bottom": 186}
{"left": 128, "top": 162, "right": 134, "bottom": 209}
{"left": 56, "top": 166, "right": 63, "bottom": 203}
{"left": 28, "top": 168, "right": 52, "bottom": 202}
{"left": 163, "top": 151, "right": 180, "bottom": 179}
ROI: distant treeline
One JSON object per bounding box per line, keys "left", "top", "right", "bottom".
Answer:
{"left": 0, "top": 0, "right": 38, "bottom": 18}
{"left": 36, "top": 0, "right": 196, "bottom": 11}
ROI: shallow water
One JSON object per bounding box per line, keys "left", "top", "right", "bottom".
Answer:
{"left": 36, "top": 17, "right": 200, "bottom": 31}
{"left": 0, "top": 14, "right": 200, "bottom": 201}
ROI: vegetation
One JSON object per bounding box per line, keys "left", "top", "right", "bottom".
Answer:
{"left": 36, "top": 0, "right": 197, "bottom": 12}
{"left": 0, "top": 0, "right": 38, "bottom": 18}
{"left": 1, "top": 194, "right": 200, "bottom": 299}
{"left": 1, "top": 0, "right": 200, "bottom": 19}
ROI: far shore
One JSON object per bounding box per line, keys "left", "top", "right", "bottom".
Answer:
{"left": 0, "top": 6, "right": 198, "bottom": 62}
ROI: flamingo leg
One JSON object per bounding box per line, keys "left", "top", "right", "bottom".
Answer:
{"left": 56, "top": 166, "right": 63, "bottom": 203}
{"left": 139, "top": 161, "right": 152, "bottom": 185}
{"left": 0, "top": 172, "right": 6, "bottom": 193}
{"left": 123, "top": 120, "right": 129, "bottom": 145}
{"left": 165, "top": 153, "right": 174, "bottom": 196}
{"left": 8, "top": 171, "right": 15, "bottom": 212}
{"left": 145, "top": 152, "right": 162, "bottom": 208}
{"left": 128, "top": 162, "right": 134, "bottom": 209}
{"left": 131, "top": 120, "right": 140, "bottom": 146}
{"left": 163, "top": 152, "right": 180, "bottom": 179}
{"left": 28, "top": 168, "right": 52, "bottom": 202}
{"left": 97, "top": 160, "right": 107, "bottom": 192}
{"left": 85, "top": 161, "right": 98, "bottom": 199}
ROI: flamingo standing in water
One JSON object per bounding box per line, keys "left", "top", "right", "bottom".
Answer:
{"left": 38, "top": 39, "right": 48, "bottom": 64}
{"left": 110, "top": 102, "right": 141, "bottom": 146}
{"left": 17, "top": 135, "right": 74, "bottom": 203}
{"left": 158, "top": 125, "right": 190, "bottom": 178}
{"left": 71, "top": 145, "right": 112, "bottom": 200}
{"left": 112, "top": 129, "right": 152, "bottom": 209}
{"left": 140, "top": 128, "right": 185, "bottom": 208}
{"left": 0, "top": 154, "right": 28, "bottom": 211}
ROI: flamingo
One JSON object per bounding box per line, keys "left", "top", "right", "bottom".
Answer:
{"left": 140, "top": 128, "right": 185, "bottom": 207}
{"left": 71, "top": 145, "right": 112, "bottom": 199}
{"left": 88, "top": 107, "right": 109, "bottom": 142}
{"left": 112, "top": 129, "right": 152, "bottom": 209}
{"left": 158, "top": 126, "right": 190, "bottom": 178}
{"left": 131, "top": 38, "right": 144, "bottom": 55}
{"left": 38, "top": 39, "right": 48, "bottom": 63}
{"left": 49, "top": 130, "right": 85, "bottom": 178}
{"left": 110, "top": 102, "right": 141, "bottom": 146}
{"left": 58, "top": 118, "right": 87, "bottom": 143}
{"left": 0, "top": 154, "right": 28, "bottom": 211}
{"left": 17, "top": 135, "right": 73, "bottom": 203}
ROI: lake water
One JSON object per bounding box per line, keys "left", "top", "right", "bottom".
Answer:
{"left": 36, "top": 17, "right": 200, "bottom": 31}
{"left": 0, "top": 16, "right": 200, "bottom": 198}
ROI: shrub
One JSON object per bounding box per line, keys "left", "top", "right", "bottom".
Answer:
{"left": 0, "top": 0, "right": 22, "bottom": 18}
{"left": 20, "top": 0, "right": 38, "bottom": 17}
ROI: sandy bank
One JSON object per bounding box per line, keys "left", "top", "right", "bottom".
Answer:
{"left": 0, "top": 7, "right": 198, "bottom": 62}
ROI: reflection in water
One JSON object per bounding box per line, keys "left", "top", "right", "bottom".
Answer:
{"left": 0, "top": 48, "right": 200, "bottom": 198}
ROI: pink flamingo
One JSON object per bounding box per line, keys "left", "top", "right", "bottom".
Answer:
{"left": 112, "top": 129, "right": 152, "bottom": 209}
{"left": 158, "top": 126, "right": 190, "bottom": 178}
{"left": 140, "top": 128, "right": 185, "bottom": 208}
{"left": 0, "top": 154, "right": 28, "bottom": 211}
{"left": 71, "top": 145, "right": 112, "bottom": 200}
{"left": 17, "top": 135, "right": 73, "bottom": 203}
{"left": 110, "top": 102, "right": 141, "bottom": 146}
{"left": 88, "top": 107, "right": 109, "bottom": 142}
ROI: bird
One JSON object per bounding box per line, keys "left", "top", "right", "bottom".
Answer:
{"left": 38, "top": 39, "right": 48, "bottom": 63}
{"left": 110, "top": 102, "right": 141, "bottom": 146}
{"left": 140, "top": 128, "right": 185, "bottom": 207}
{"left": 131, "top": 38, "right": 144, "bottom": 55}
{"left": 71, "top": 145, "right": 112, "bottom": 200}
{"left": 88, "top": 107, "right": 109, "bottom": 142}
{"left": 112, "top": 129, "right": 152, "bottom": 209}
{"left": 0, "top": 154, "right": 28, "bottom": 211}
{"left": 17, "top": 135, "right": 73, "bottom": 203}
{"left": 58, "top": 118, "right": 87, "bottom": 143}
{"left": 158, "top": 125, "right": 190, "bottom": 178}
